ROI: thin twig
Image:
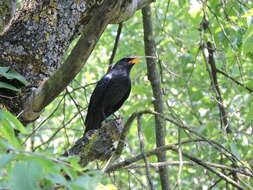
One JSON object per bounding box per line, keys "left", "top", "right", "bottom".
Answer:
{"left": 107, "top": 140, "right": 246, "bottom": 190}
{"left": 106, "top": 139, "right": 204, "bottom": 172}
{"left": 115, "top": 110, "right": 243, "bottom": 166}
{"left": 123, "top": 161, "right": 253, "bottom": 176}
{"left": 33, "top": 107, "right": 86, "bottom": 150}
{"left": 66, "top": 88, "right": 86, "bottom": 130}
{"left": 23, "top": 95, "right": 66, "bottom": 145}
{"left": 151, "top": 111, "right": 239, "bottom": 162}
{"left": 64, "top": 82, "right": 97, "bottom": 95}
{"left": 216, "top": 68, "right": 253, "bottom": 93}
{"left": 177, "top": 125, "right": 183, "bottom": 189}
{"left": 206, "top": 4, "right": 244, "bottom": 81}
{"left": 107, "top": 23, "right": 123, "bottom": 72}
{"left": 137, "top": 115, "right": 154, "bottom": 190}
{"left": 174, "top": 150, "right": 247, "bottom": 190}
{"left": 128, "top": 169, "right": 148, "bottom": 189}
{"left": 202, "top": 41, "right": 231, "bottom": 133}
{"left": 62, "top": 96, "right": 70, "bottom": 147}
{"left": 208, "top": 177, "right": 223, "bottom": 190}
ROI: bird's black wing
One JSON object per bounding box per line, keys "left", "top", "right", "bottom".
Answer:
{"left": 88, "top": 75, "right": 112, "bottom": 106}
{"left": 108, "top": 87, "right": 131, "bottom": 116}
{"left": 104, "top": 83, "right": 131, "bottom": 118}
{"left": 84, "top": 74, "right": 112, "bottom": 132}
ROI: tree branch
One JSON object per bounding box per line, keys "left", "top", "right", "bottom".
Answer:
{"left": 216, "top": 68, "right": 253, "bottom": 93}
{"left": 110, "top": 109, "right": 241, "bottom": 166}
{"left": 106, "top": 139, "right": 246, "bottom": 190}
{"left": 205, "top": 41, "right": 231, "bottom": 133}
{"left": 0, "top": 0, "right": 12, "bottom": 32}
{"left": 107, "top": 23, "right": 123, "bottom": 72}
{"left": 109, "top": 23, "right": 123, "bottom": 65}
{"left": 21, "top": 0, "right": 122, "bottom": 121}
{"left": 122, "top": 161, "right": 253, "bottom": 177}
{"left": 106, "top": 139, "right": 200, "bottom": 172}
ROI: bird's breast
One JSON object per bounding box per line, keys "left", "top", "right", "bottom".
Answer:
{"left": 103, "top": 75, "right": 131, "bottom": 105}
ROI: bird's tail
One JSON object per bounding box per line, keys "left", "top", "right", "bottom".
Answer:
{"left": 84, "top": 113, "right": 103, "bottom": 133}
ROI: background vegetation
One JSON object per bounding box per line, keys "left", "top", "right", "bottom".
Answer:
{"left": 1, "top": 0, "right": 253, "bottom": 189}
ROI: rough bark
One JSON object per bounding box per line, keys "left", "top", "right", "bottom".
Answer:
{"left": 0, "top": 0, "right": 152, "bottom": 123}
{"left": 64, "top": 117, "right": 123, "bottom": 166}
{"left": 0, "top": 0, "right": 16, "bottom": 32}
{"left": 142, "top": 6, "right": 170, "bottom": 190}
{"left": 21, "top": 0, "right": 121, "bottom": 122}
{"left": 206, "top": 41, "right": 231, "bottom": 134}
{"left": 1, "top": 0, "right": 92, "bottom": 118}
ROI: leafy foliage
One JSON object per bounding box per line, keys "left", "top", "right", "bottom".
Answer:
{"left": 0, "top": 110, "right": 111, "bottom": 189}
{"left": 1, "top": 0, "right": 253, "bottom": 189}
{"left": 0, "top": 66, "right": 29, "bottom": 92}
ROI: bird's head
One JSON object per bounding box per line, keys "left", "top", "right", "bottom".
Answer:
{"left": 121, "top": 57, "right": 142, "bottom": 64}
{"left": 111, "top": 56, "right": 156, "bottom": 73}
{"left": 112, "top": 57, "right": 141, "bottom": 72}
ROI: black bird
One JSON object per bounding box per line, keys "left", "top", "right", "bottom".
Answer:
{"left": 84, "top": 57, "right": 140, "bottom": 133}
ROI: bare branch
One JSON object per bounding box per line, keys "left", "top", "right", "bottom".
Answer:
{"left": 121, "top": 161, "right": 253, "bottom": 177}
{"left": 200, "top": 40, "right": 232, "bottom": 134}
{"left": 216, "top": 68, "right": 253, "bottom": 93}
{"left": 108, "top": 23, "right": 123, "bottom": 71}
{"left": 106, "top": 140, "right": 247, "bottom": 190}
{"left": 66, "top": 88, "right": 86, "bottom": 130}
{"left": 106, "top": 139, "right": 201, "bottom": 172}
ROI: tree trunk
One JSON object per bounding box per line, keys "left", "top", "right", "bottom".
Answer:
{"left": 0, "top": 0, "right": 16, "bottom": 32}
{"left": 142, "top": 5, "right": 170, "bottom": 190}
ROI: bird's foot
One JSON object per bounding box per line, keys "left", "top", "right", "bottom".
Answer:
{"left": 103, "top": 115, "right": 115, "bottom": 122}
{"left": 103, "top": 114, "right": 122, "bottom": 123}
{"left": 112, "top": 113, "right": 122, "bottom": 120}
{"left": 102, "top": 117, "right": 114, "bottom": 126}
{"left": 112, "top": 113, "right": 118, "bottom": 119}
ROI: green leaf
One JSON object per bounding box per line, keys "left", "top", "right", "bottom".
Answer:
{"left": 245, "top": 79, "right": 253, "bottom": 89}
{"left": 242, "top": 8, "right": 253, "bottom": 17}
{"left": 0, "top": 120, "right": 22, "bottom": 149}
{"left": 242, "top": 24, "right": 253, "bottom": 54}
{"left": 230, "top": 143, "right": 241, "bottom": 159}
{"left": 0, "top": 67, "right": 10, "bottom": 75}
{"left": 45, "top": 173, "right": 68, "bottom": 186}
{"left": 0, "top": 109, "right": 28, "bottom": 134}
{"left": 4, "top": 69, "right": 30, "bottom": 86}
{"left": 190, "top": 87, "right": 204, "bottom": 101}
{"left": 0, "top": 139, "right": 13, "bottom": 149}
{"left": 143, "top": 116, "right": 155, "bottom": 144}
{"left": 0, "top": 110, "right": 23, "bottom": 149}
{"left": 0, "top": 154, "right": 15, "bottom": 169}
{"left": 30, "top": 155, "right": 59, "bottom": 174}
{"left": 70, "top": 171, "right": 103, "bottom": 190}
{"left": 246, "top": 104, "right": 253, "bottom": 121}
{"left": 61, "top": 165, "right": 77, "bottom": 181}
{"left": 0, "top": 81, "right": 21, "bottom": 92}
{"left": 10, "top": 160, "right": 43, "bottom": 190}
{"left": 0, "top": 66, "right": 29, "bottom": 86}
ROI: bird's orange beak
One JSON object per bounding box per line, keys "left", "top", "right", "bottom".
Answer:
{"left": 128, "top": 58, "right": 141, "bottom": 64}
